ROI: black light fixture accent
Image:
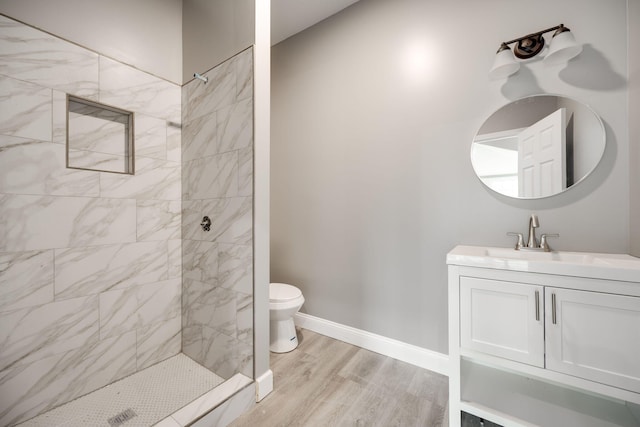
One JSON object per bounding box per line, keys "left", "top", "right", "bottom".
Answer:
{"left": 490, "top": 24, "right": 582, "bottom": 79}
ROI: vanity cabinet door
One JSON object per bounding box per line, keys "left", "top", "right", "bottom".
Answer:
{"left": 460, "top": 277, "right": 544, "bottom": 367}
{"left": 546, "top": 288, "right": 640, "bottom": 393}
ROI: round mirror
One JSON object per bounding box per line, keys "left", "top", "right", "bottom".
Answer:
{"left": 471, "top": 94, "right": 605, "bottom": 199}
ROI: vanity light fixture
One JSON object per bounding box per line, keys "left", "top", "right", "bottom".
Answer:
{"left": 489, "top": 24, "right": 582, "bottom": 79}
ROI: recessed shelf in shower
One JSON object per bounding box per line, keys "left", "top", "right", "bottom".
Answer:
{"left": 66, "top": 95, "right": 134, "bottom": 174}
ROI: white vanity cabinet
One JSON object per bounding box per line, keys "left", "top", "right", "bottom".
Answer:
{"left": 460, "top": 277, "right": 544, "bottom": 367}
{"left": 545, "top": 288, "right": 640, "bottom": 394}
{"left": 448, "top": 246, "right": 640, "bottom": 427}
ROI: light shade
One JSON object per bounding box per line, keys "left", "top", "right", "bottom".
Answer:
{"left": 544, "top": 29, "right": 582, "bottom": 65}
{"left": 489, "top": 46, "right": 520, "bottom": 79}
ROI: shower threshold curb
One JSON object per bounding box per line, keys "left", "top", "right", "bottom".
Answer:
{"left": 158, "top": 373, "right": 254, "bottom": 427}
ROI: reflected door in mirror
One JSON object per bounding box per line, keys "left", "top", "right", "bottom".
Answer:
{"left": 518, "top": 107, "right": 567, "bottom": 197}
{"left": 471, "top": 95, "right": 605, "bottom": 200}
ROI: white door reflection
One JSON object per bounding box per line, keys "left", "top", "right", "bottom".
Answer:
{"left": 517, "top": 108, "right": 567, "bottom": 198}
{"left": 471, "top": 95, "right": 605, "bottom": 200}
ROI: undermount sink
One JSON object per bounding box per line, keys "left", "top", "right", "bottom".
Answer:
{"left": 447, "top": 245, "right": 640, "bottom": 282}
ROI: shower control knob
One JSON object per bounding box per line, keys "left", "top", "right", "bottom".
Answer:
{"left": 201, "top": 216, "right": 211, "bottom": 232}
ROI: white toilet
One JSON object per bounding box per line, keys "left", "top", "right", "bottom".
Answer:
{"left": 269, "top": 283, "right": 305, "bottom": 353}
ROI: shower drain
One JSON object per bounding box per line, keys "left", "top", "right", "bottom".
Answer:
{"left": 107, "top": 408, "right": 137, "bottom": 426}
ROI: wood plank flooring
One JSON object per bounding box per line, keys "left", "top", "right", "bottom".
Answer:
{"left": 230, "top": 329, "right": 449, "bottom": 427}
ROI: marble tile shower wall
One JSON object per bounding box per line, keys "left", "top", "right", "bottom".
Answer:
{"left": 0, "top": 16, "right": 182, "bottom": 426}
{"left": 181, "top": 48, "right": 254, "bottom": 381}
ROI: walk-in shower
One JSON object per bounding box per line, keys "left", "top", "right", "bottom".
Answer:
{"left": 0, "top": 14, "right": 255, "bottom": 426}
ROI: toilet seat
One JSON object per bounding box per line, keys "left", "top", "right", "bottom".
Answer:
{"left": 269, "top": 283, "right": 302, "bottom": 302}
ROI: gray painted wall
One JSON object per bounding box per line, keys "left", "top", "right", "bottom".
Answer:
{"left": 271, "top": 0, "right": 630, "bottom": 353}
{"left": 630, "top": 0, "right": 640, "bottom": 257}
{"left": 182, "top": 0, "right": 254, "bottom": 85}
{"left": 0, "top": 0, "right": 183, "bottom": 84}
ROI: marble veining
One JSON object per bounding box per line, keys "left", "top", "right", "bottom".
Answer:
{"left": 0, "top": 28, "right": 254, "bottom": 424}
{"left": 180, "top": 47, "right": 254, "bottom": 383}
{"left": 0, "top": 17, "right": 191, "bottom": 425}
{"left": 182, "top": 197, "right": 252, "bottom": 244}
{"left": 238, "top": 146, "right": 253, "bottom": 197}
{"left": 182, "top": 111, "right": 218, "bottom": 162}
{"left": 0, "top": 331, "right": 136, "bottom": 426}
{"left": 182, "top": 151, "right": 239, "bottom": 200}
{"left": 235, "top": 49, "right": 253, "bottom": 102}
{"left": 68, "top": 148, "right": 126, "bottom": 173}
{"left": 0, "top": 16, "right": 99, "bottom": 97}
{"left": 100, "top": 157, "right": 181, "bottom": 201}
{"left": 201, "top": 328, "right": 253, "bottom": 380}
{"left": 183, "top": 240, "right": 219, "bottom": 284}
{"left": 201, "top": 327, "right": 237, "bottom": 379}
{"left": 183, "top": 279, "right": 236, "bottom": 338}
{"left": 51, "top": 91, "right": 67, "bottom": 144}
{"left": 236, "top": 341, "right": 253, "bottom": 378}
{"left": 182, "top": 279, "right": 218, "bottom": 328}
{"left": 136, "top": 315, "right": 181, "bottom": 370}
{"left": 167, "top": 240, "right": 182, "bottom": 279}
{"left": 0, "top": 136, "right": 100, "bottom": 197}
{"left": 136, "top": 200, "right": 181, "bottom": 241}
{"left": 0, "top": 195, "right": 136, "bottom": 252}
{"left": 136, "top": 114, "right": 168, "bottom": 160}
{"left": 218, "top": 244, "right": 253, "bottom": 295}
{"left": 99, "top": 57, "right": 180, "bottom": 123}
{"left": 0, "top": 75, "right": 51, "bottom": 141}
{"left": 166, "top": 122, "right": 182, "bottom": 163}
{"left": 99, "top": 279, "right": 181, "bottom": 340}
{"left": 217, "top": 98, "right": 253, "bottom": 153}
{"left": 54, "top": 241, "right": 169, "bottom": 299}
{"left": 182, "top": 325, "right": 204, "bottom": 362}
{"left": 235, "top": 294, "right": 253, "bottom": 344}
{"left": 0, "top": 250, "right": 53, "bottom": 313}
{"left": 183, "top": 60, "right": 236, "bottom": 122}
{"left": 0, "top": 296, "right": 99, "bottom": 371}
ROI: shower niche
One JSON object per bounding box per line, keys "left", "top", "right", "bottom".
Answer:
{"left": 66, "top": 95, "right": 134, "bottom": 174}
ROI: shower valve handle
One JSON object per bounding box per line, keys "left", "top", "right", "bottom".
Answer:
{"left": 201, "top": 216, "right": 211, "bottom": 232}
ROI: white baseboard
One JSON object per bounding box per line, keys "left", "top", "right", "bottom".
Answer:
{"left": 294, "top": 313, "right": 450, "bottom": 376}
{"left": 255, "top": 369, "right": 273, "bottom": 401}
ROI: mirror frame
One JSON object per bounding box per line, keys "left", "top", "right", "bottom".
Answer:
{"left": 470, "top": 94, "right": 606, "bottom": 200}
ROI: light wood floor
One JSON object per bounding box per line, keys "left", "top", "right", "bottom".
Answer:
{"left": 231, "top": 329, "right": 449, "bottom": 427}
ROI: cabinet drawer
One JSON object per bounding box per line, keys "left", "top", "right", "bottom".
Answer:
{"left": 546, "top": 288, "right": 640, "bottom": 393}
{"left": 460, "top": 277, "right": 544, "bottom": 367}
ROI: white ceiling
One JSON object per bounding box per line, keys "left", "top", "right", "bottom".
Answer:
{"left": 271, "top": 0, "right": 361, "bottom": 45}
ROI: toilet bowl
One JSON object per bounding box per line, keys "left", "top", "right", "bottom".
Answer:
{"left": 269, "top": 283, "right": 304, "bottom": 353}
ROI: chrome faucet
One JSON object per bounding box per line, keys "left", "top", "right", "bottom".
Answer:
{"left": 508, "top": 214, "right": 559, "bottom": 252}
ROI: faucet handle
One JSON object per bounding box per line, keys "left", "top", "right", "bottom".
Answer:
{"left": 540, "top": 233, "right": 559, "bottom": 252}
{"left": 507, "top": 232, "right": 525, "bottom": 250}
